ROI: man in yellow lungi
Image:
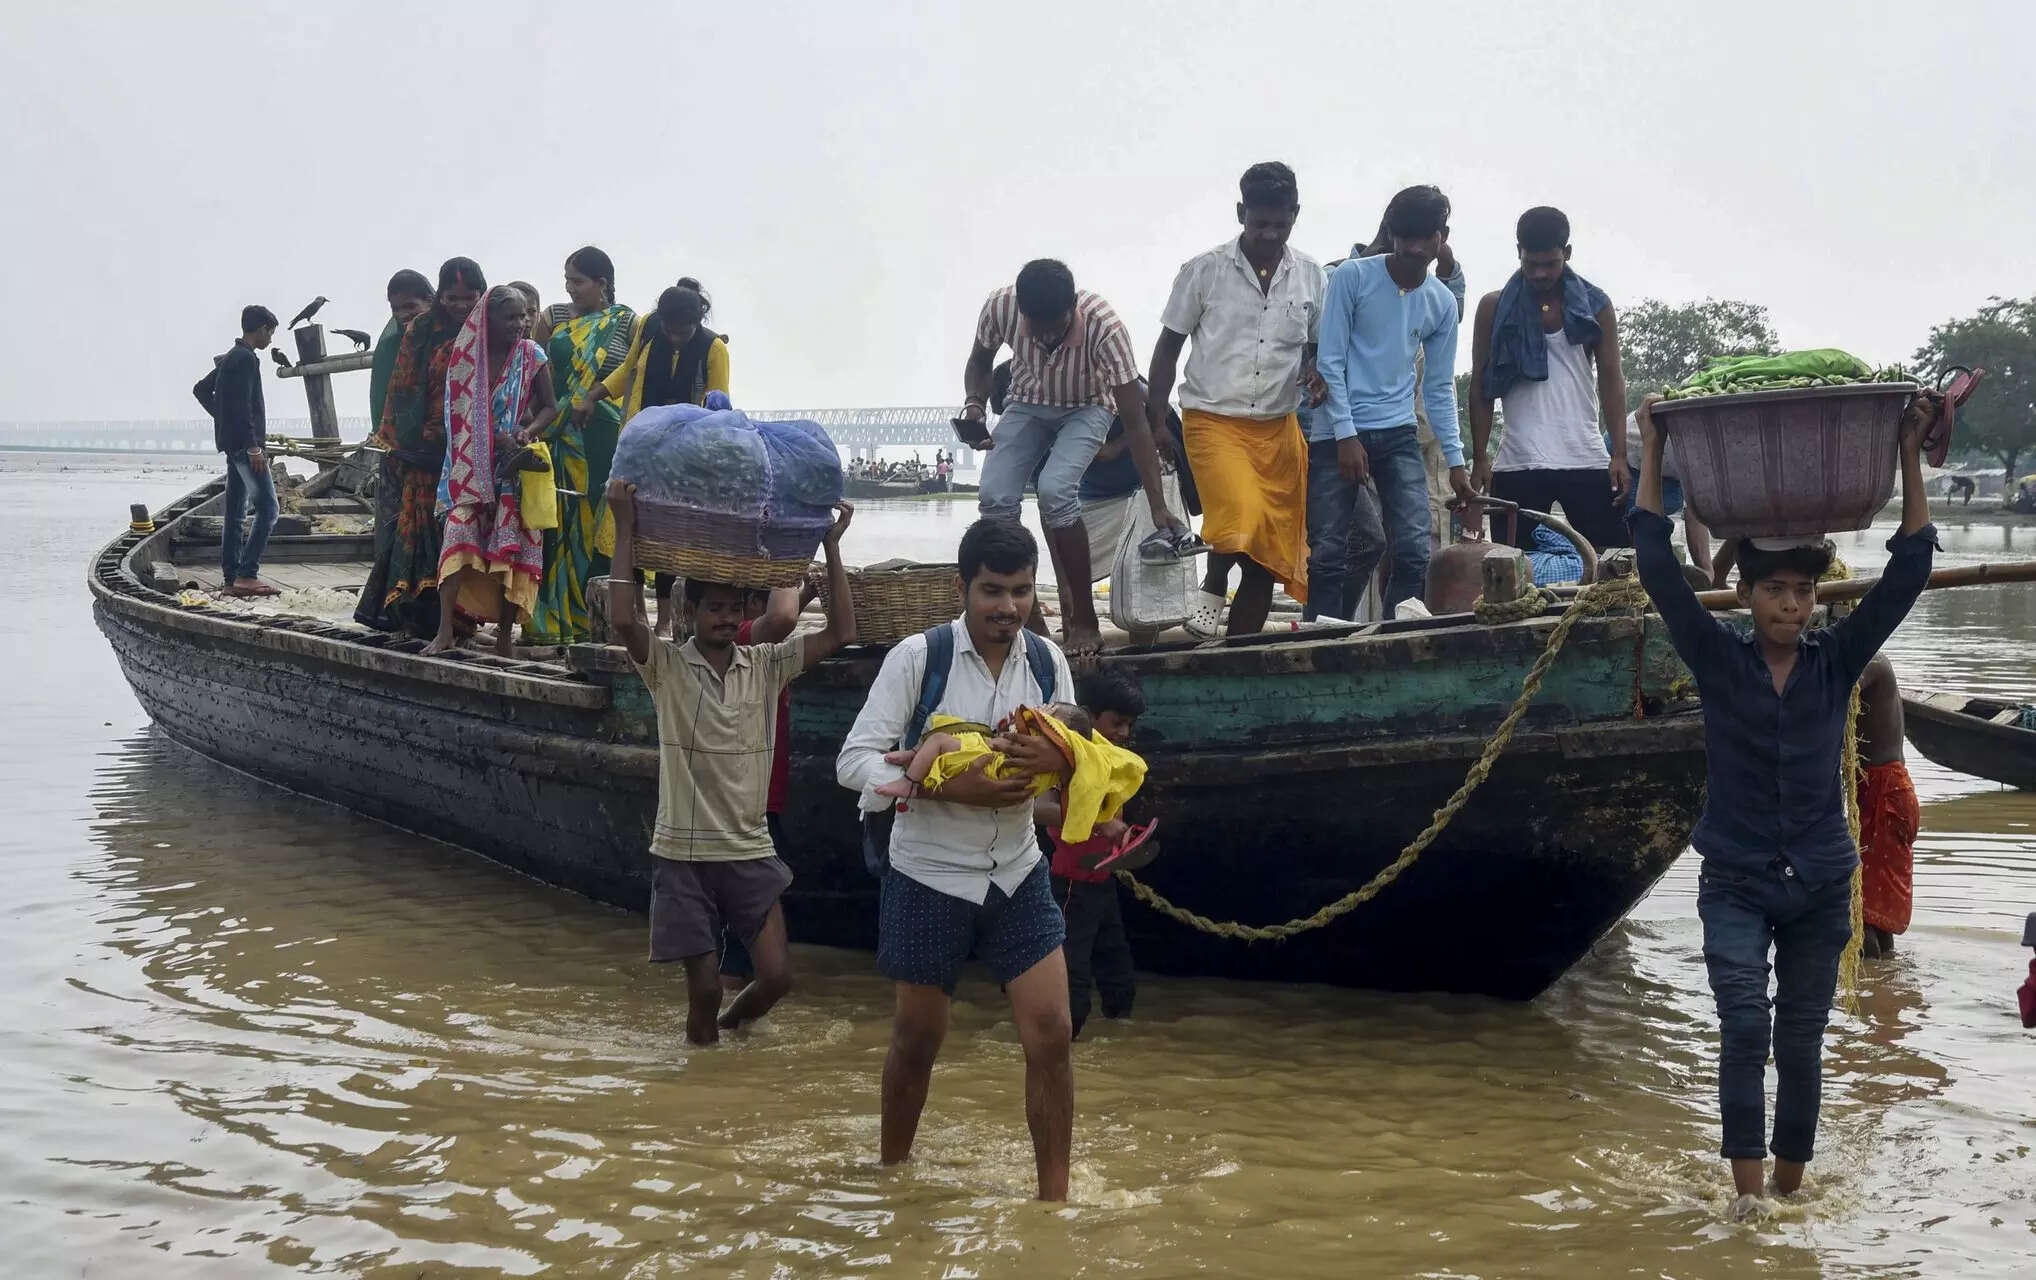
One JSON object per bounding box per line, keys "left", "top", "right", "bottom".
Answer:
{"left": 1145, "top": 162, "right": 1324, "bottom": 638}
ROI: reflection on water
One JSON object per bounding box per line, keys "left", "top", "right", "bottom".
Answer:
{"left": 4, "top": 458, "right": 2035, "bottom": 1277}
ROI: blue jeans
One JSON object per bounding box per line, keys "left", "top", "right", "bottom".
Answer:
{"left": 221, "top": 449, "right": 279, "bottom": 582}
{"left": 1306, "top": 427, "right": 1431, "bottom": 612}
{"left": 979, "top": 401, "right": 1112, "bottom": 529}
{"left": 1302, "top": 440, "right": 1387, "bottom": 621}
{"left": 1697, "top": 860, "right": 1852, "bottom": 1163}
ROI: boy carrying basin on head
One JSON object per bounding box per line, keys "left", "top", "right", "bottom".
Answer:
{"left": 1629, "top": 390, "right": 1941, "bottom": 1220}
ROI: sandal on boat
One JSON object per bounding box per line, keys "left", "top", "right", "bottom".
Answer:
{"left": 1183, "top": 589, "right": 1225, "bottom": 639}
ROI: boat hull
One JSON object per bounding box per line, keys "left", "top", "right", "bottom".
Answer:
{"left": 91, "top": 481, "right": 1708, "bottom": 1000}
{"left": 1903, "top": 695, "right": 2036, "bottom": 790}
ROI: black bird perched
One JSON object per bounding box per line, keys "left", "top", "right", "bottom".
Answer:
{"left": 287, "top": 296, "right": 329, "bottom": 328}
{"left": 331, "top": 327, "right": 372, "bottom": 351}
{"left": 269, "top": 348, "right": 293, "bottom": 371}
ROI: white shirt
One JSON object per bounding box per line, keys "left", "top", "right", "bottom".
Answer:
{"left": 836, "top": 619, "right": 1074, "bottom": 903}
{"left": 1495, "top": 327, "right": 1608, "bottom": 472}
{"left": 1160, "top": 239, "right": 1325, "bottom": 419}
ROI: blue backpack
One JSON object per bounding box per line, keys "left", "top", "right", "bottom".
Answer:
{"left": 859, "top": 623, "right": 1058, "bottom": 876}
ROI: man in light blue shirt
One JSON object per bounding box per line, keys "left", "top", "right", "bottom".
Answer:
{"left": 1313, "top": 185, "right": 1475, "bottom": 610}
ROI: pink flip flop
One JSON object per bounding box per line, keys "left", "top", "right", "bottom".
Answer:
{"left": 1087, "top": 819, "right": 1159, "bottom": 874}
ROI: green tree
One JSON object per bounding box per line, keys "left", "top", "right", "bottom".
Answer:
{"left": 1914, "top": 297, "right": 2036, "bottom": 481}
{"left": 1619, "top": 298, "right": 1781, "bottom": 398}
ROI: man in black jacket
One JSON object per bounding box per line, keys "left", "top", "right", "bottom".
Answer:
{"left": 208, "top": 305, "right": 281, "bottom": 596}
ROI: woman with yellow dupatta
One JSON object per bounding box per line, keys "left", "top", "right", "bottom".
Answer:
{"left": 523, "top": 246, "right": 636, "bottom": 644}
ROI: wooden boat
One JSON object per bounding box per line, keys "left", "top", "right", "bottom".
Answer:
{"left": 844, "top": 476, "right": 923, "bottom": 501}
{"left": 92, "top": 474, "right": 1709, "bottom": 1000}
{"left": 1903, "top": 691, "right": 2036, "bottom": 790}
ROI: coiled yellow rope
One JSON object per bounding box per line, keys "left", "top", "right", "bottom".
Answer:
{"left": 1119, "top": 573, "right": 1654, "bottom": 941}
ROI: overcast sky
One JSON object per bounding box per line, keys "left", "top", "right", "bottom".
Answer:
{"left": 4, "top": 0, "right": 2031, "bottom": 423}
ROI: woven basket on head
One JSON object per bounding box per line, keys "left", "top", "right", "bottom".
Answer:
{"left": 813, "top": 561, "right": 958, "bottom": 645}
{"left": 629, "top": 498, "right": 819, "bottom": 590}
{"left": 632, "top": 537, "right": 811, "bottom": 589}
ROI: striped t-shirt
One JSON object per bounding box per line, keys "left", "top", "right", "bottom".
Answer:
{"left": 975, "top": 286, "right": 1140, "bottom": 409}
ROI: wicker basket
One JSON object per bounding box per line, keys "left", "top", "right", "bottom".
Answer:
{"left": 630, "top": 497, "right": 822, "bottom": 589}
{"left": 815, "top": 561, "right": 958, "bottom": 645}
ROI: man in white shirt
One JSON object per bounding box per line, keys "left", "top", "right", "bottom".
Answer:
{"left": 1146, "top": 162, "right": 1325, "bottom": 637}
{"left": 836, "top": 519, "right": 1078, "bottom": 1201}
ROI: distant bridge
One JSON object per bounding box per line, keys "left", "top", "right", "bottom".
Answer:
{"left": 3, "top": 409, "right": 977, "bottom": 462}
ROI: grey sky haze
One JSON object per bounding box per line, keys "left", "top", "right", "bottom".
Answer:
{"left": 3, "top": 0, "right": 2030, "bottom": 422}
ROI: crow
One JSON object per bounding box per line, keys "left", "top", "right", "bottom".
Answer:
{"left": 331, "top": 327, "right": 372, "bottom": 350}
{"left": 269, "top": 348, "right": 293, "bottom": 371}
{"left": 287, "top": 296, "right": 329, "bottom": 328}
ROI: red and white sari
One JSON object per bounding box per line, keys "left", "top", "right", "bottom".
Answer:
{"left": 437, "top": 287, "right": 547, "bottom": 621}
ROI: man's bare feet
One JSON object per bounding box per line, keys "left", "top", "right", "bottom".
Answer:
{"left": 1061, "top": 622, "right": 1103, "bottom": 666}
{"left": 420, "top": 632, "right": 457, "bottom": 656}
{"left": 1730, "top": 1193, "right": 1769, "bottom": 1223}
{"left": 1771, "top": 1158, "right": 1806, "bottom": 1197}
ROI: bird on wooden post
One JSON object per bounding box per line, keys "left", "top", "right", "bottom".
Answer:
{"left": 269, "top": 348, "right": 293, "bottom": 371}
{"left": 331, "top": 327, "right": 372, "bottom": 350}
{"left": 287, "top": 296, "right": 329, "bottom": 328}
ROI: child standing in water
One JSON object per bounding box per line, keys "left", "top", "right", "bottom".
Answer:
{"left": 1630, "top": 390, "right": 1940, "bottom": 1221}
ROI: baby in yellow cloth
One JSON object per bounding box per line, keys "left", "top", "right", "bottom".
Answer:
{"left": 876, "top": 703, "right": 1147, "bottom": 843}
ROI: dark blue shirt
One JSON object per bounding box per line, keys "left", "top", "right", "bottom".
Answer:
{"left": 210, "top": 340, "right": 266, "bottom": 455}
{"left": 1631, "top": 509, "right": 1937, "bottom": 886}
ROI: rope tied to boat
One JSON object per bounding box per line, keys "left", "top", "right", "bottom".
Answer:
{"left": 1118, "top": 573, "right": 1657, "bottom": 942}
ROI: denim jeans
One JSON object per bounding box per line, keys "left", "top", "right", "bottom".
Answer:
{"left": 1307, "top": 427, "right": 1431, "bottom": 610}
{"left": 1302, "top": 440, "right": 1386, "bottom": 621}
{"left": 1697, "top": 860, "right": 1853, "bottom": 1163}
{"left": 978, "top": 401, "right": 1113, "bottom": 529}
{"left": 221, "top": 449, "right": 279, "bottom": 582}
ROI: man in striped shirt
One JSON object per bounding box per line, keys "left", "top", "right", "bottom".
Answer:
{"left": 962, "top": 259, "right": 1183, "bottom": 659}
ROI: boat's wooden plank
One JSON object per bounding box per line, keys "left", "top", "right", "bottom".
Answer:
{"left": 1925, "top": 692, "right": 1969, "bottom": 712}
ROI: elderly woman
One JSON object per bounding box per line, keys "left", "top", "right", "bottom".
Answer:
{"left": 522, "top": 246, "right": 637, "bottom": 644}
{"left": 355, "top": 257, "right": 486, "bottom": 637}
{"left": 423, "top": 284, "right": 559, "bottom": 656}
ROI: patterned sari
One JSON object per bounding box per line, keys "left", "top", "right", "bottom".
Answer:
{"left": 524, "top": 304, "right": 634, "bottom": 644}
{"left": 437, "top": 290, "right": 548, "bottom": 622}
{"left": 355, "top": 305, "right": 462, "bottom": 633}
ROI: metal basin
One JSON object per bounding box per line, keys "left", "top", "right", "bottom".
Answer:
{"left": 1651, "top": 383, "right": 1916, "bottom": 539}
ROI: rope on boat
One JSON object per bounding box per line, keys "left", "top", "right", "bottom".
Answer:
{"left": 1472, "top": 585, "right": 1561, "bottom": 625}
{"left": 1117, "top": 573, "right": 1655, "bottom": 942}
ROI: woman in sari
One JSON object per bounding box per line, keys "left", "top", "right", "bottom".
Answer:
{"left": 522, "top": 246, "right": 636, "bottom": 644}
{"left": 355, "top": 257, "right": 486, "bottom": 636}
{"left": 424, "top": 285, "right": 558, "bottom": 657}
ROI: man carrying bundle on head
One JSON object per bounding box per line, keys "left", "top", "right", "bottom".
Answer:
{"left": 1629, "top": 389, "right": 1942, "bottom": 1221}
{"left": 603, "top": 479, "right": 855, "bottom": 1046}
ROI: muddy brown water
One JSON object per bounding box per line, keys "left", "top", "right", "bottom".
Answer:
{"left": 3, "top": 454, "right": 2033, "bottom": 1277}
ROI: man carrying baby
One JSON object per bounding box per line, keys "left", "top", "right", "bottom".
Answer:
{"left": 836, "top": 518, "right": 1078, "bottom": 1201}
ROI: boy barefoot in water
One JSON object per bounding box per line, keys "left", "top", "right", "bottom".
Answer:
{"left": 607, "top": 480, "right": 856, "bottom": 1045}
{"left": 1631, "top": 391, "right": 1940, "bottom": 1219}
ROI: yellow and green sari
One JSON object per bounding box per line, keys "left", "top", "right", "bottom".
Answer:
{"left": 525, "top": 303, "right": 635, "bottom": 644}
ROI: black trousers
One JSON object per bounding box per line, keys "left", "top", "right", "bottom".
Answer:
{"left": 1489, "top": 466, "right": 1631, "bottom": 554}
{"left": 1055, "top": 875, "right": 1134, "bottom": 1037}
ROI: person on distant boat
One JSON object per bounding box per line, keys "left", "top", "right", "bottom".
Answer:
{"left": 963, "top": 259, "right": 1184, "bottom": 660}
{"left": 522, "top": 247, "right": 638, "bottom": 646}
{"left": 423, "top": 284, "right": 558, "bottom": 657}
{"left": 604, "top": 481, "right": 856, "bottom": 1046}
{"left": 1315, "top": 185, "right": 1476, "bottom": 612}
{"left": 356, "top": 257, "right": 486, "bottom": 637}
{"left": 1146, "top": 162, "right": 1321, "bottom": 636}
{"left": 835, "top": 518, "right": 1077, "bottom": 1201}
{"left": 1855, "top": 655, "right": 1919, "bottom": 959}
{"left": 1631, "top": 389, "right": 1940, "bottom": 1222}
{"left": 369, "top": 269, "right": 433, "bottom": 430}
{"left": 205, "top": 304, "right": 282, "bottom": 598}
{"left": 1470, "top": 207, "right": 1632, "bottom": 555}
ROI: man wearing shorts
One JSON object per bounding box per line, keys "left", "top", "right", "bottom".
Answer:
{"left": 605, "top": 482, "right": 856, "bottom": 1045}
{"left": 836, "top": 518, "right": 1079, "bottom": 1200}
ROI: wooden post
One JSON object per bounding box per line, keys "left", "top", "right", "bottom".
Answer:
{"left": 292, "top": 324, "right": 341, "bottom": 441}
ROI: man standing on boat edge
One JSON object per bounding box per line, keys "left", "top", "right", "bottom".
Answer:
{"left": 602, "top": 480, "right": 857, "bottom": 1046}
{"left": 961, "top": 259, "right": 1183, "bottom": 660}
{"left": 836, "top": 519, "right": 1078, "bottom": 1201}
{"left": 196, "top": 304, "right": 282, "bottom": 598}
{"left": 1314, "top": 185, "right": 1475, "bottom": 612}
{"left": 1146, "top": 161, "right": 1323, "bottom": 637}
